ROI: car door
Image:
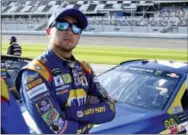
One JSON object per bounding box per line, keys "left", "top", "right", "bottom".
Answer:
{"left": 160, "top": 80, "right": 188, "bottom": 134}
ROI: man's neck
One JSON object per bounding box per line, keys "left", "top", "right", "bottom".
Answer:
{"left": 51, "top": 46, "right": 72, "bottom": 59}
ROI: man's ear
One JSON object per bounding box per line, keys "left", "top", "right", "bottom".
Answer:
{"left": 46, "top": 28, "right": 51, "bottom": 38}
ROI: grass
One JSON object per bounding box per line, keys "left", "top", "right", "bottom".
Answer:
{"left": 2, "top": 43, "right": 187, "bottom": 64}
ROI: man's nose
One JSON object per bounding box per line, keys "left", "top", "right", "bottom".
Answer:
{"left": 65, "top": 26, "right": 73, "bottom": 34}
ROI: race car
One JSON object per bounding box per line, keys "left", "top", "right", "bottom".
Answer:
{"left": 1, "top": 55, "right": 32, "bottom": 101}
{"left": 1, "top": 55, "right": 39, "bottom": 133}
{"left": 90, "top": 59, "right": 188, "bottom": 134}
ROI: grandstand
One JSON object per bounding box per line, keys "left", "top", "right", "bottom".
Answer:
{"left": 1, "top": 0, "right": 188, "bottom": 33}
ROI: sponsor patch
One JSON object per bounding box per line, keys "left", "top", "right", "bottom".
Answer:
{"left": 54, "top": 75, "right": 64, "bottom": 87}
{"left": 26, "top": 73, "right": 39, "bottom": 83}
{"left": 80, "top": 76, "right": 88, "bottom": 86}
{"left": 74, "top": 77, "right": 81, "bottom": 86}
{"left": 32, "top": 92, "right": 50, "bottom": 102}
{"left": 27, "top": 83, "right": 48, "bottom": 99}
{"left": 52, "top": 68, "right": 61, "bottom": 75}
{"left": 62, "top": 74, "right": 72, "bottom": 84}
{"left": 36, "top": 98, "right": 53, "bottom": 114}
{"left": 42, "top": 108, "right": 59, "bottom": 125}
{"left": 56, "top": 89, "right": 69, "bottom": 95}
{"left": 34, "top": 65, "right": 43, "bottom": 70}
{"left": 49, "top": 118, "right": 65, "bottom": 133}
{"left": 26, "top": 78, "right": 42, "bottom": 90}
{"left": 77, "top": 111, "right": 84, "bottom": 118}
{"left": 55, "top": 85, "right": 70, "bottom": 91}
{"left": 109, "top": 103, "right": 115, "bottom": 112}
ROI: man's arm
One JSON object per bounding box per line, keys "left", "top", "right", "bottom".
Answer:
{"left": 65, "top": 62, "right": 115, "bottom": 124}
{"left": 20, "top": 70, "right": 90, "bottom": 134}
{"left": 7, "top": 46, "right": 12, "bottom": 55}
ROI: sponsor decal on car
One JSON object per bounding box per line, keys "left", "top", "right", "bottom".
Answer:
{"left": 168, "top": 125, "right": 178, "bottom": 134}
{"left": 172, "top": 105, "right": 183, "bottom": 114}
{"left": 163, "top": 118, "right": 177, "bottom": 128}
{"left": 27, "top": 83, "right": 48, "bottom": 99}
{"left": 26, "top": 78, "right": 42, "bottom": 90}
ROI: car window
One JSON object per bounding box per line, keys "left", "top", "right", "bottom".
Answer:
{"left": 181, "top": 89, "right": 188, "bottom": 110}
{"left": 98, "top": 66, "right": 181, "bottom": 110}
{"left": 1, "top": 56, "right": 31, "bottom": 90}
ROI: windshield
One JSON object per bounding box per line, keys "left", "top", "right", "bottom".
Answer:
{"left": 98, "top": 66, "right": 181, "bottom": 110}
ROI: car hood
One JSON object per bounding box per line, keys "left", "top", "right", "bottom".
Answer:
{"left": 90, "top": 102, "right": 164, "bottom": 134}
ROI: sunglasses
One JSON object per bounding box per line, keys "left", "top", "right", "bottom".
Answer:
{"left": 51, "top": 21, "right": 82, "bottom": 35}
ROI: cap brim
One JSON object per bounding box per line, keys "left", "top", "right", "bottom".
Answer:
{"left": 49, "top": 9, "right": 88, "bottom": 29}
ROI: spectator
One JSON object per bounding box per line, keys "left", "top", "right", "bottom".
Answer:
{"left": 7, "top": 36, "right": 22, "bottom": 56}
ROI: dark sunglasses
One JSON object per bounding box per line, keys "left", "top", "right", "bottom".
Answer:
{"left": 51, "top": 20, "right": 82, "bottom": 35}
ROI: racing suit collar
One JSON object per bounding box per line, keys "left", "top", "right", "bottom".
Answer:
{"left": 46, "top": 48, "right": 77, "bottom": 67}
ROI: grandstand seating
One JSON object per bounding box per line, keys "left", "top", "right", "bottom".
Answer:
{"left": 1, "top": 0, "right": 188, "bottom": 33}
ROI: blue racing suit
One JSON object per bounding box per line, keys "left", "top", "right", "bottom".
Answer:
{"left": 16, "top": 48, "right": 115, "bottom": 134}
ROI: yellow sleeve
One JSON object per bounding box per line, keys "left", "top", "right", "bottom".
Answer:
{"left": 1, "top": 78, "right": 9, "bottom": 100}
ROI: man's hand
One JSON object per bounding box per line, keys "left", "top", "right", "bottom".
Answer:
{"left": 86, "top": 95, "right": 100, "bottom": 105}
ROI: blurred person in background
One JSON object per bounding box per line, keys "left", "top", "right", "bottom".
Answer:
{"left": 16, "top": 8, "right": 115, "bottom": 134}
{"left": 7, "top": 36, "right": 22, "bottom": 56}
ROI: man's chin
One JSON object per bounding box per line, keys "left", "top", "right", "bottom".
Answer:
{"left": 61, "top": 46, "right": 75, "bottom": 52}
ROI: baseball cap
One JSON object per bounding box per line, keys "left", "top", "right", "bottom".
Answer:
{"left": 47, "top": 8, "right": 88, "bottom": 29}
{"left": 10, "top": 36, "right": 17, "bottom": 42}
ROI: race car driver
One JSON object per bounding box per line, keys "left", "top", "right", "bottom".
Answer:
{"left": 15, "top": 8, "right": 116, "bottom": 134}
{"left": 1, "top": 78, "right": 30, "bottom": 134}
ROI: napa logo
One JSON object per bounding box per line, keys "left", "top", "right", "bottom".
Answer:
{"left": 66, "top": 89, "right": 86, "bottom": 107}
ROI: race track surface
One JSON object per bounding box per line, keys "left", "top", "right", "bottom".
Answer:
{"left": 2, "top": 35, "right": 187, "bottom": 50}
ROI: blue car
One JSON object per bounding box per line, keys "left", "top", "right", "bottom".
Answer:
{"left": 90, "top": 59, "right": 188, "bottom": 134}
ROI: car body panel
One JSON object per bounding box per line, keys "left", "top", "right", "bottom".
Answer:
{"left": 91, "top": 60, "right": 188, "bottom": 134}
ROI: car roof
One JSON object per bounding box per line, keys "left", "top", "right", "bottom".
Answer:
{"left": 120, "top": 59, "right": 188, "bottom": 75}
{"left": 1, "top": 54, "right": 32, "bottom": 61}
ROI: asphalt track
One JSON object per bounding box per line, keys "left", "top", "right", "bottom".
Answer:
{"left": 2, "top": 35, "right": 187, "bottom": 50}
{"left": 2, "top": 35, "right": 187, "bottom": 74}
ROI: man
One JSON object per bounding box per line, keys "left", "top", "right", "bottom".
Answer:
{"left": 7, "top": 36, "right": 22, "bottom": 56}
{"left": 1, "top": 78, "right": 30, "bottom": 134}
{"left": 16, "top": 8, "right": 115, "bottom": 134}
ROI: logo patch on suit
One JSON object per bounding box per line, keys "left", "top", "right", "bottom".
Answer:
{"left": 26, "top": 78, "right": 42, "bottom": 90}
{"left": 27, "top": 83, "right": 48, "bottom": 99}
{"left": 54, "top": 75, "right": 64, "bottom": 87}
{"left": 42, "top": 108, "right": 59, "bottom": 125}
{"left": 62, "top": 74, "right": 72, "bottom": 84}
{"left": 36, "top": 98, "right": 53, "bottom": 114}
{"left": 77, "top": 111, "right": 84, "bottom": 118}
